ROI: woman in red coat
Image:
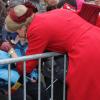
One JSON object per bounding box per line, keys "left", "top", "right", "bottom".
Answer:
{"left": 4, "top": 4, "right": 100, "bottom": 100}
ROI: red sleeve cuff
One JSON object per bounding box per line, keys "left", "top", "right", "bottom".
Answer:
{"left": 16, "top": 60, "right": 37, "bottom": 75}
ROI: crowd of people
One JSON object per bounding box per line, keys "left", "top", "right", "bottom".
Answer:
{"left": 0, "top": 0, "right": 100, "bottom": 100}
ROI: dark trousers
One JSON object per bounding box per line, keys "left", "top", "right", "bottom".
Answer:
{"left": 0, "top": 88, "right": 32, "bottom": 100}
{"left": 26, "top": 81, "right": 50, "bottom": 100}
{"left": 12, "top": 88, "right": 32, "bottom": 100}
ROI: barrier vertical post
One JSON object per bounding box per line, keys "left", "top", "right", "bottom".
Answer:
{"left": 51, "top": 57, "right": 54, "bottom": 100}
{"left": 63, "top": 55, "right": 67, "bottom": 100}
{"left": 38, "top": 58, "right": 42, "bottom": 100}
{"left": 8, "top": 64, "right": 11, "bottom": 100}
{"left": 23, "top": 61, "right": 26, "bottom": 100}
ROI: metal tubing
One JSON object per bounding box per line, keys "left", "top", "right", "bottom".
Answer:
{"left": 51, "top": 57, "right": 54, "bottom": 100}
{"left": 8, "top": 64, "right": 11, "bottom": 100}
{"left": 0, "top": 52, "right": 62, "bottom": 65}
{"left": 23, "top": 61, "right": 26, "bottom": 100}
{"left": 63, "top": 55, "right": 67, "bottom": 100}
{"left": 38, "top": 58, "right": 42, "bottom": 100}
{"left": 0, "top": 52, "right": 66, "bottom": 100}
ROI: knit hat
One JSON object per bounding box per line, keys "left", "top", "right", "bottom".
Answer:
{"left": 5, "top": 3, "right": 35, "bottom": 32}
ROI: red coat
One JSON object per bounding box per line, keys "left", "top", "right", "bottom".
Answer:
{"left": 17, "top": 9, "right": 100, "bottom": 100}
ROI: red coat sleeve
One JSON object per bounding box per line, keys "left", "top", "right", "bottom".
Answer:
{"left": 17, "top": 28, "right": 49, "bottom": 74}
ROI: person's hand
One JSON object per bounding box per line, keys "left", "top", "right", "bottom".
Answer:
{"left": 0, "top": 41, "right": 13, "bottom": 52}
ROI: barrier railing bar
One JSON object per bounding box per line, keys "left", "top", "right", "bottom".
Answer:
{"left": 38, "top": 58, "right": 42, "bottom": 100}
{"left": 63, "top": 54, "right": 67, "bottom": 100}
{"left": 23, "top": 61, "right": 26, "bottom": 100}
{"left": 51, "top": 57, "right": 54, "bottom": 100}
{"left": 8, "top": 64, "right": 11, "bottom": 100}
{"left": 0, "top": 52, "right": 66, "bottom": 100}
{"left": 0, "top": 52, "right": 63, "bottom": 65}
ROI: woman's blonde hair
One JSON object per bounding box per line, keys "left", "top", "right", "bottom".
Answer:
{"left": 5, "top": 5, "right": 33, "bottom": 32}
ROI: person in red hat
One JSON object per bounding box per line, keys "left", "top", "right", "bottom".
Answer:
{"left": 78, "top": 0, "right": 100, "bottom": 27}
{"left": 3, "top": 4, "right": 100, "bottom": 100}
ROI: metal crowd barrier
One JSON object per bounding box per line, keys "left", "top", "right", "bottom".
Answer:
{"left": 0, "top": 52, "right": 67, "bottom": 100}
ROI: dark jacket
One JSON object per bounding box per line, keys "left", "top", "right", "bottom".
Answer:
{"left": 42, "top": 55, "right": 68, "bottom": 81}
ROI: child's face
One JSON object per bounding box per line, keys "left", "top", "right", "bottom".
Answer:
{"left": 17, "top": 26, "right": 27, "bottom": 39}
